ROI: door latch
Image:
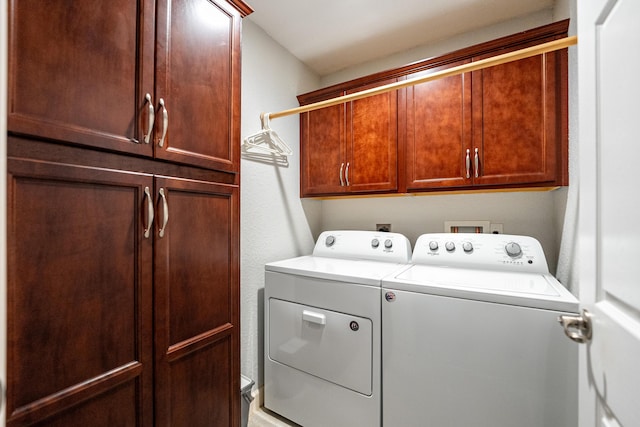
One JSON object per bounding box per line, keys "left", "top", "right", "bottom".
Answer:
{"left": 558, "top": 309, "right": 593, "bottom": 344}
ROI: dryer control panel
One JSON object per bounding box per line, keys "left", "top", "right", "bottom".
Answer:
{"left": 411, "top": 233, "right": 549, "bottom": 274}
{"left": 313, "top": 230, "right": 412, "bottom": 263}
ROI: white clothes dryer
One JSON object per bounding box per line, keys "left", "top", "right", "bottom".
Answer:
{"left": 381, "top": 233, "right": 579, "bottom": 427}
{"left": 264, "top": 230, "right": 412, "bottom": 427}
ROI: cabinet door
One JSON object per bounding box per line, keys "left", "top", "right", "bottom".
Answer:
{"left": 404, "top": 62, "right": 472, "bottom": 190}
{"left": 347, "top": 79, "right": 398, "bottom": 193}
{"left": 155, "top": 0, "right": 242, "bottom": 172}
{"left": 154, "top": 177, "right": 239, "bottom": 427}
{"left": 300, "top": 100, "right": 346, "bottom": 196}
{"left": 8, "top": 0, "right": 155, "bottom": 156}
{"left": 471, "top": 51, "right": 564, "bottom": 186}
{"left": 6, "top": 157, "right": 154, "bottom": 426}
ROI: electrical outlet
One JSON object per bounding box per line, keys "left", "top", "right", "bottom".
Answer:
{"left": 376, "top": 223, "right": 391, "bottom": 232}
{"left": 490, "top": 223, "right": 504, "bottom": 234}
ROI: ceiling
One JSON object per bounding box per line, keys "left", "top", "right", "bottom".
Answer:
{"left": 247, "top": 0, "right": 555, "bottom": 76}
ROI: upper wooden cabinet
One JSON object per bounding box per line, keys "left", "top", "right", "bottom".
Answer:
{"left": 300, "top": 79, "right": 398, "bottom": 197}
{"left": 8, "top": 0, "right": 249, "bottom": 172}
{"left": 299, "top": 20, "right": 569, "bottom": 197}
{"left": 470, "top": 48, "right": 565, "bottom": 187}
{"left": 404, "top": 60, "right": 472, "bottom": 190}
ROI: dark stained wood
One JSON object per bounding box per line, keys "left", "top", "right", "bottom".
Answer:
{"left": 298, "top": 20, "right": 569, "bottom": 196}
{"left": 154, "top": 177, "right": 239, "bottom": 426}
{"left": 300, "top": 92, "right": 346, "bottom": 196}
{"left": 6, "top": 158, "right": 154, "bottom": 426}
{"left": 346, "top": 79, "right": 398, "bottom": 193}
{"left": 404, "top": 61, "right": 472, "bottom": 190}
{"left": 154, "top": 0, "right": 243, "bottom": 172}
{"left": 299, "top": 79, "right": 398, "bottom": 197}
{"left": 471, "top": 50, "right": 560, "bottom": 186}
{"left": 8, "top": 0, "right": 155, "bottom": 156}
{"left": 7, "top": 0, "right": 245, "bottom": 425}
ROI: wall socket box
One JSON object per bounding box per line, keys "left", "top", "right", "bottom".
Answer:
{"left": 376, "top": 224, "right": 391, "bottom": 232}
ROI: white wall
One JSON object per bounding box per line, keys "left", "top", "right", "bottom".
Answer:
{"left": 240, "top": 20, "right": 321, "bottom": 386}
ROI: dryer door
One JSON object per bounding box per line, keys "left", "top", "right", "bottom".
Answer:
{"left": 268, "top": 298, "right": 373, "bottom": 395}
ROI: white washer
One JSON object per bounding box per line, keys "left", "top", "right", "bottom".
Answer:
{"left": 382, "top": 233, "right": 579, "bottom": 427}
{"left": 264, "top": 230, "right": 412, "bottom": 427}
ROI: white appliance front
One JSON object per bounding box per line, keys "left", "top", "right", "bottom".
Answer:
{"left": 382, "top": 233, "right": 579, "bottom": 427}
{"left": 264, "top": 230, "right": 412, "bottom": 427}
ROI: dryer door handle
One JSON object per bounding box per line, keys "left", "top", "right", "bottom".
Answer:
{"left": 303, "top": 310, "right": 326, "bottom": 325}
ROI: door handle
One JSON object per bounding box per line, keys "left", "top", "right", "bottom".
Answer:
{"left": 474, "top": 148, "right": 480, "bottom": 178}
{"left": 465, "top": 149, "right": 471, "bottom": 179}
{"left": 157, "top": 98, "right": 168, "bottom": 148}
{"left": 143, "top": 186, "right": 154, "bottom": 238}
{"left": 558, "top": 309, "right": 592, "bottom": 344}
{"left": 143, "top": 93, "right": 155, "bottom": 144}
{"left": 345, "top": 162, "right": 350, "bottom": 186}
{"left": 158, "top": 188, "right": 169, "bottom": 238}
{"left": 302, "top": 310, "right": 326, "bottom": 325}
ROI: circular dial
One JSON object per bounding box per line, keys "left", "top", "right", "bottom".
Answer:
{"left": 428, "top": 241, "right": 439, "bottom": 251}
{"left": 325, "top": 235, "right": 336, "bottom": 247}
{"left": 462, "top": 241, "right": 473, "bottom": 253}
{"left": 505, "top": 242, "right": 522, "bottom": 258}
{"left": 384, "top": 239, "right": 393, "bottom": 249}
{"left": 445, "top": 241, "right": 455, "bottom": 252}
{"left": 371, "top": 238, "right": 380, "bottom": 248}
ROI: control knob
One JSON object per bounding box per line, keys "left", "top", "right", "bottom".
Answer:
{"left": 371, "top": 238, "right": 380, "bottom": 248}
{"left": 462, "top": 241, "right": 473, "bottom": 253}
{"left": 505, "top": 242, "right": 522, "bottom": 258}
{"left": 384, "top": 239, "right": 393, "bottom": 249}
{"left": 325, "top": 235, "right": 336, "bottom": 247}
{"left": 445, "top": 241, "right": 455, "bottom": 252}
{"left": 428, "top": 241, "right": 439, "bottom": 251}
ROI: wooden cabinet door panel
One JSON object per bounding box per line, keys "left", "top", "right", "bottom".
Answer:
{"left": 472, "top": 53, "right": 559, "bottom": 186}
{"left": 154, "top": 177, "right": 239, "bottom": 426}
{"left": 6, "top": 158, "right": 153, "bottom": 427}
{"left": 347, "top": 79, "right": 398, "bottom": 193}
{"left": 155, "top": 0, "right": 242, "bottom": 172}
{"left": 8, "top": 0, "right": 155, "bottom": 156}
{"left": 300, "top": 102, "right": 346, "bottom": 196}
{"left": 405, "top": 62, "right": 472, "bottom": 189}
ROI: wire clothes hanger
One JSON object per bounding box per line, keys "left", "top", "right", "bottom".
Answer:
{"left": 242, "top": 35, "right": 577, "bottom": 155}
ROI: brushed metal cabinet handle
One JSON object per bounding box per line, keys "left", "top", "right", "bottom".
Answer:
{"left": 157, "top": 98, "right": 168, "bottom": 148}
{"left": 339, "top": 163, "right": 345, "bottom": 186}
{"left": 465, "top": 149, "right": 471, "bottom": 179}
{"left": 474, "top": 148, "right": 480, "bottom": 178}
{"left": 143, "top": 93, "right": 155, "bottom": 144}
{"left": 158, "top": 188, "right": 169, "bottom": 238}
{"left": 143, "top": 186, "right": 154, "bottom": 239}
{"left": 345, "top": 162, "right": 350, "bottom": 186}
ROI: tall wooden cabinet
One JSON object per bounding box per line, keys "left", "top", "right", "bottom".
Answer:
{"left": 6, "top": 0, "right": 251, "bottom": 425}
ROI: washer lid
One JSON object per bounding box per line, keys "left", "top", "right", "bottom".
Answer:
{"left": 384, "top": 265, "right": 579, "bottom": 312}
{"left": 266, "top": 255, "right": 410, "bottom": 286}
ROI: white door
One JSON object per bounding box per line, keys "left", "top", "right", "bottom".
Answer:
{"left": 577, "top": 0, "right": 640, "bottom": 426}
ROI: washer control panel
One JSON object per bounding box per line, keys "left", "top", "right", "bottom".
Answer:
{"left": 313, "top": 230, "right": 412, "bottom": 263}
{"left": 413, "top": 233, "right": 549, "bottom": 274}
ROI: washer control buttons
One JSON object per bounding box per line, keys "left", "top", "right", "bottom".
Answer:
{"left": 505, "top": 242, "right": 522, "bottom": 258}
{"left": 384, "top": 239, "right": 393, "bottom": 249}
{"left": 325, "top": 235, "right": 336, "bottom": 247}
{"left": 462, "top": 241, "right": 473, "bottom": 253}
{"left": 445, "top": 241, "right": 456, "bottom": 252}
{"left": 428, "top": 241, "right": 439, "bottom": 251}
{"left": 371, "top": 238, "right": 380, "bottom": 248}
